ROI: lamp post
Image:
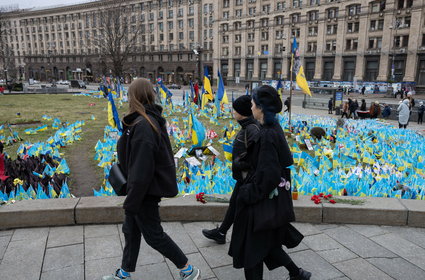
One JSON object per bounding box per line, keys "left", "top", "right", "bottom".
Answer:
{"left": 389, "top": 20, "right": 401, "bottom": 81}
{"left": 194, "top": 46, "right": 202, "bottom": 83}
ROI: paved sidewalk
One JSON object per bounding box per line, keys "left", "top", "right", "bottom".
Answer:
{"left": 1, "top": 222, "right": 425, "bottom": 280}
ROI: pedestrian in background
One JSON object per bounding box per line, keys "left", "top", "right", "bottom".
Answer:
{"left": 418, "top": 101, "right": 424, "bottom": 125}
{"left": 103, "top": 78, "right": 200, "bottom": 280}
{"left": 229, "top": 85, "right": 311, "bottom": 280}
{"left": 397, "top": 99, "right": 410, "bottom": 129}
{"left": 360, "top": 99, "right": 367, "bottom": 111}
{"left": 328, "top": 97, "right": 333, "bottom": 114}
{"left": 341, "top": 101, "right": 349, "bottom": 118}
{"left": 382, "top": 104, "right": 392, "bottom": 119}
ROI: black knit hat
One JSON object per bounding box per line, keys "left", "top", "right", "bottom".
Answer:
{"left": 232, "top": 95, "right": 253, "bottom": 117}
{"left": 252, "top": 85, "right": 283, "bottom": 114}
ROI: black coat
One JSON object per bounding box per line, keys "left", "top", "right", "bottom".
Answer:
{"left": 117, "top": 104, "right": 178, "bottom": 215}
{"left": 232, "top": 116, "right": 260, "bottom": 182}
{"left": 229, "top": 121, "right": 295, "bottom": 269}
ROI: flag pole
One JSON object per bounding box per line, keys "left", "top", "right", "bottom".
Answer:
{"left": 289, "top": 53, "right": 294, "bottom": 131}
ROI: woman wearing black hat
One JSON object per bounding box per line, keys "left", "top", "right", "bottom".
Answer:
{"left": 229, "top": 85, "right": 311, "bottom": 280}
{"left": 202, "top": 95, "right": 260, "bottom": 244}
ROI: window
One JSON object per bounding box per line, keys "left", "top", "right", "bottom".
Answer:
{"left": 308, "top": 26, "right": 318, "bottom": 36}
{"left": 394, "top": 35, "right": 409, "bottom": 48}
{"left": 248, "top": 33, "right": 255, "bottom": 42}
{"left": 274, "top": 62, "right": 282, "bottom": 79}
{"left": 308, "top": 11, "right": 318, "bottom": 21}
{"left": 262, "top": 4, "right": 270, "bottom": 13}
{"left": 234, "top": 21, "right": 242, "bottom": 30}
{"left": 275, "top": 16, "right": 284, "bottom": 25}
{"left": 248, "top": 46, "right": 254, "bottom": 55}
{"left": 236, "top": 0, "right": 243, "bottom": 6}
{"left": 370, "top": 19, "right": 384, "bottom": 31}
{"left": 292, "top": 0, "right": 302, "bottom": 8}
{"left": 348, "top": 4, "right": 361, "bottom": 16}
{"left": 276, "top": 30, "right": 284, "bottom": 39}
{"left": 326, "top": 40, "right": 336, "bottom": 51}
{"left": 346, "top": 38, "right": 358, "bottom": 50}
{"left": 249, "top": 7, "right": 256, "bottom": 15}
{"left": 223, "top": 11, "right": 229, "bottom": 19}
{"left": 247, "top": 61, "right": 254, "bottom": 79}
{"left": 347, "top": 22, "right": 359, "bottom": 33}
{"left": 223, "top": 0, "right": 230, "bottom": 8}
{"left": 235, "top": 46, "right": 241, "bottom": 56}
{"left": 222, "top": 47, "right": 229, "bottom": 55}
{"left": 234, "top": 62, "right": 241, "bottom": 77}
{"left": 365, "top": 59, "right": 379, "bottom": 81}
{"left": 247, "top": 20, "right": 255, "bottom": 28}
{"left": 222, "top": 35, "right": 229, "bottom": 43}
{"left": 326, "top": 24, "right": 338, "bottom": 35}
{"left": 275, "top": 44, "right": 284, "bottom": 53}
{"left": 310, "top": 0, "right": 320, "bottom": 4}
{"left": 327, "top": 8, "right": 338, "bottom": 19}
{"left": 261, "top": 18, "right": 268, "bottom": 27}
{"left": 235, "top": 34, "right": 241, "bottom": 42}
{"left": 277, "top": 2, "right": 286, "bottom": 10}
{"left": 222, "top": 23, "right": 228, "bottom": 31}
{"left": 261, "top": 31, "right": 269, "bottom": 40}
{"left": 260, "top": 61, "right": 268, "bottom": 79}
{"left": 371, "top": 1, "right": 386, "bottom": 12}
{"left": 179, "top": 32, "right": 184, "bottom": 40}
{"left": 235, "top": 9, "right": 242, "bottom": 17}
{"left": 291, "top": 13, "right": 300, "bottom": 23}
{"left": 307, "top": 42, "right": 317, "bottom": 52}
{"left": 291, "top": 28, "right": 300, "bottom": 37}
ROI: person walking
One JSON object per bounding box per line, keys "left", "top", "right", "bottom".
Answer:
{"left": 361, "top": 86, "right": 366, "bottom": 95}
{"left": 370, "top": 101, "right": 381, "bottom": 119}
{"left": 397, "top": 99, "right": 410, "bottom": 129}
{"left": 202, "top": 95, "right": 260, "bottom": 244}
{"left": 229, "top": 85, "right": 311, "bottom": 280}
{"left": 284, "top": 97, "right": 291, "bottom": 112}
{"left": 348, "top": 99, "right": 358, "bottom": 119}
{"left": 341, "top": 101, "right": 349, "bottom": 118}
{"left": 328, "top": 97, "right": 333, "bottom": 114}
{"left": 103, "top": 78, "right": 200, "bottom": 280}
{"left": 418, "top": 101, "right": 424, "bottom": 125}
{"left": 382, "top": 104, "right": 392, "bottom": 119}
{"left": 360, "top": 99, "right": 367, "bottom": 111}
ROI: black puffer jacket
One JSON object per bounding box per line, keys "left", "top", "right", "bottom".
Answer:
{"left": 231, "top": 116, "right": 260, "bottom": 182}
{"left": 117, "top": 104, "right": 177, "bottom": 214}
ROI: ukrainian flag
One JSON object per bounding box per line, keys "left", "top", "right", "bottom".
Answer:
{"left": 107, "top": 93, "right": 122, "bottom": 132}
{"left": 223, "top": 140, "right": 233, "bottom": 161}
{"left": 189, "top": 113, "right": 206, "bottom": 148}
{"left": 201, "top": 66, "right": 214, "bottom": 109}
{"left": 292, "top": 38, "right": 311, "bottom": 96}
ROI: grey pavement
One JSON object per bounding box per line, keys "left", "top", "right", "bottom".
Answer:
{"left": 1, "top": 223, "right": 425, "bottom": 280}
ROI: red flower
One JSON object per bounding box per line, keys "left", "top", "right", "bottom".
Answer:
{"left": 327, "top": 194, "right": 333, "bottom": 198}
{"left": 196, "top": 192, "right": 206, "bottom": 204}
{"left": 329, "top": 199, "right": 336, "bottom": 204}
{"left": 319, "top": 193, "right": 324, "bottom": 197}
{"left": 314, "top": 200, "right": 321, "bottom": 204}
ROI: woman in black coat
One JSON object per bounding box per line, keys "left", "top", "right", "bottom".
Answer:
{"left": 228, "top": 85, "right": 311, "bottom": 280}
{"left": 103, "top": 78, "right": 200, "bottom": 280}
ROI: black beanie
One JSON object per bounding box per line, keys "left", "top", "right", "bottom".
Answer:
{"left": 252, "top": 85, "right": 283, "bottom": 114}
{"left": 232, "top": 95, "right": 253, "bottom": 116}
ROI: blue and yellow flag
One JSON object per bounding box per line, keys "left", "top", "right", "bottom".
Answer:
{"left": 158, "top": 79, "right": 173, "bottom": 102}
{"left": 292, "top": 38, "right": 311, "bottom": 96}
{"left": 201, "top": 67, "right": 214, "bottom": 109}
{"left": 276, "top": 79, "right": 283, "bottom": 98}
{"left": 189, "top": 113, "right": 206, "bottom": 148}
{"left": 107, "top": 92, "right": 122, "bottom": 132}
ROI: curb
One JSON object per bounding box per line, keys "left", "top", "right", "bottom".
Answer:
{"left": 0, "top": 195, "right": 424, "bottom": 230}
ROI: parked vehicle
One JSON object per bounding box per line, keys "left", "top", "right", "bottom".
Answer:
{"left": 70, "top": 80, "right": 86, "bottom": 89}
{"left": 57, "top": 80, "right": 70, "bottom": 85}
{"left": 169, "top": 84, "right": 181, "bottom": 89}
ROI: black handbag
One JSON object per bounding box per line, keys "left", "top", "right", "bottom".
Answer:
{"left": 108, "top": 163, "right": 127, "bottom": 196}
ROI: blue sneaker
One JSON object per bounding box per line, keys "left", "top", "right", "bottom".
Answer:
{"left": 179, "top": 265, "right": 200, "bottom": 280}
{"left": 102, "top": 269, "right": 132, "bottom": 280}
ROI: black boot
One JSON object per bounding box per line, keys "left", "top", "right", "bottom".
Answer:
{"left": 290, "top": 268, "right": 312, "bottom": 280}
{"left": 202, "top": 227, "right": 226, "bottom": 244}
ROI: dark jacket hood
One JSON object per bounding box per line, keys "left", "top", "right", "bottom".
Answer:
{"left": 123, "top": 104, "right": 165, "bottom": 129}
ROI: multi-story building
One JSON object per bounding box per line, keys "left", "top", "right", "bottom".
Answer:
{"left": 216, "top": 0, "right": 424, "bottom": 87}
{"left": 2, "top": 0, "right": 425, "bottom": 90}
{"left": 1, "top": 0, "right": 214, "bottom": 84}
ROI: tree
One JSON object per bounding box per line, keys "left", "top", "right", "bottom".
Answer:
{"left": 89, "top": 1, "right": 141, "bottom": 78}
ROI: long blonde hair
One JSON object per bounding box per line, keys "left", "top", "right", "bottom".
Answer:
{"left": 125, "top": 78, "right": 159, "bottom": 133}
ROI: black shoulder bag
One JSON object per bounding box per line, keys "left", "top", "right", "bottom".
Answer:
{"left": 108, "top": 163, "right": 127, "bottom": 196}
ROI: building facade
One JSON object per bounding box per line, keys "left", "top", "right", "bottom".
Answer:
{"left": 1, "top": 0, "right": 214, "bottom": 84}
{"left": 2, "top": 0, "right": 425, "bottom": 88}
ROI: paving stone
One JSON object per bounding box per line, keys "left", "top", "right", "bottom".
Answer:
{"left": 346, "top": 224, "right": 390, "bottom": 237}
{"left": 292, "top": 222, "right": 323, "bottom": 236}
{"left": 381, "top": 226, "right": 425, "bottom": 250}
{"left": 182, "top": 221, "right": 217, "bottom": 248}
{"left": 324, "top": 226, "right": 397, "bottom": 258}
{"left": 0, "top": 230, "right": 14, "bottom": 237}
{"left": 166, "top": 252, "right": 215, "bottom": 280}
{"left": 316, "top": 247, "right": 358, "bottom": 264}
{"left": 84, "top": 224, "right": 119, "bottom": 238}
{"left": 212, "top": 265, "right": 245, "bottom": 280}
{"left": 371, "top": 233, "right": 425, "bottom": 270}
{"left": 266, "top": 266, "right": 290, "bottom": 280}
{"left": 85, "top": 235, "right": 122, "bottom": 261}
{"left": 47, "top": 226, "right": 83, "bottom": 248}
{"left": 0, "top": 238, "right": 46, "bottom": 280}
{"left": 40, "top": 264, "right": 83, "bottom": 280}
{"left": 132, "top": 262, "right": 173, "bottom": 280}
{"left": 333, "top": 258, "right": 393, "bottom": 280}
{"left": 11, "top": 227, "right": 49, "bottom": 241}
{"left": 162, "top": 222, "right": 198, "bottom": 254}
{"left": 0, "top": 235, "right": 11, "bottom": 260}
{"left": 289, "top": 249, "right": 344, "bottom": 280}
{"left": 199, "top": 243, "right": 233, "bottom": 268}
{"left": 314, "top": 224, "right": 340, "bottom": 231}
{"left": 85, "top": 256, "right": 121, "bottom": 280}
{"left": 286, "top": 242, "right": 309, "bottom": 254}
{"left": 368, "top": 257, "right": 425, "bottom": 280}
{"left": 302, "top": 233, "right": 342, "bottom": 251}
{"left": 42, "top": 244, "right": 83, "bottom": 272}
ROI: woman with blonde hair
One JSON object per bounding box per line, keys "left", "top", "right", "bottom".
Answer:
{"left": 103, "top": 78, "right": 200, "bottom": 280}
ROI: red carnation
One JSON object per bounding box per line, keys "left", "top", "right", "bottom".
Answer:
{"left": 314, "top": 200, "right": 321, "bottom": 204}
{"left": 196, "top": 192, "right": 206, "bottom": 204}
{"left": 319, "top": 193, "right": 324, "bottom": 197}
{"left": 327, "top": 194, "right": 333, "bottom": 198}
{"left": 329, "top": 199, "right": 336, "bottom": 204}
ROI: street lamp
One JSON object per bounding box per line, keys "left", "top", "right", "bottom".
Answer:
{"left": 193, "top": 46, "right": 202, "bottom": 83}
{"left": 389, "top": 20, "right": 401, "bottom": 81}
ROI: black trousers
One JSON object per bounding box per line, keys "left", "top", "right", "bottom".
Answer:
{"left": 418, "top": 113, "right": 424, "bottom": 124}
{"left": 399, "top": 123, "right": 407, "bottom": 129}
{"left": 243, "top": 246, "right": 293, "bottom": 280}
{"left": 219, "top": 183, "right": 240, "bottom": 233}
{"left": 121, "top": 199, "right": 188, "bottom": 272}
